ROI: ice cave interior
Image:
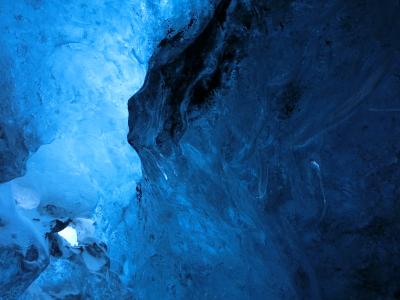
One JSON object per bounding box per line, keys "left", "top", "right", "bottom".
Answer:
{"left": 1, "top": 0, "right": 400, "bottom": 299}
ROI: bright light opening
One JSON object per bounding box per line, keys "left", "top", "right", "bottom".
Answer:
{"left": 58, "top": 226, "right": 78, "bottom": 246}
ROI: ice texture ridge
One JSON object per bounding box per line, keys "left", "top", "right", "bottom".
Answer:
{"left": 128, "top": 0, "right": 400, "bottom": 299}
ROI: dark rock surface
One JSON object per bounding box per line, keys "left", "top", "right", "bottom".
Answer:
{"left": 128, "top": 0, "right": 400, "bottom": 298}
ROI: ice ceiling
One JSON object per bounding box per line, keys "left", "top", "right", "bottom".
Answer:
{"left": 1, "top": 0, "right": 400, "bottom": 299}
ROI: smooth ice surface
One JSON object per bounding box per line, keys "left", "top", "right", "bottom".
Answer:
{"left": 128, "top": 0, "right": 400, "bottom": 299}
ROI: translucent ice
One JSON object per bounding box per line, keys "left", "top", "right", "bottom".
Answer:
{"left": 0, "top": 0, "right": 212, "bottom": 298}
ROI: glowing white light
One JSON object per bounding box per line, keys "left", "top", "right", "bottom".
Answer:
{"left": 58, "top": 226, "right": 78, "bottom": 246}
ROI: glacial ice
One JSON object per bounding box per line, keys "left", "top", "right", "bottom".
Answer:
{"left": 1, "top": 0, "right": 400, "bottom": 299}
{"left": 1, "top": 0, "right": 211, "bottom": 298}
{"left": 127, "top": 0, "right": 400, "bottom": 299}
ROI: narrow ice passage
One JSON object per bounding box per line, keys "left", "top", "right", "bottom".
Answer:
{"left": 2, "top": 0, "right": 400, "bottom": 299}
{"left": 0, "top": 0, "right": 210, "bottom": 298}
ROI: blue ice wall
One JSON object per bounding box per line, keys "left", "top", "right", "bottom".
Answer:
{"left": 128, "top": 0, "right": 400, "bottom": 299}
{"left": 0, "top": 0, "right": 211, "bottom": 298}
{"left": 1, "top": 0, "right": 400, "bottom": 299}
